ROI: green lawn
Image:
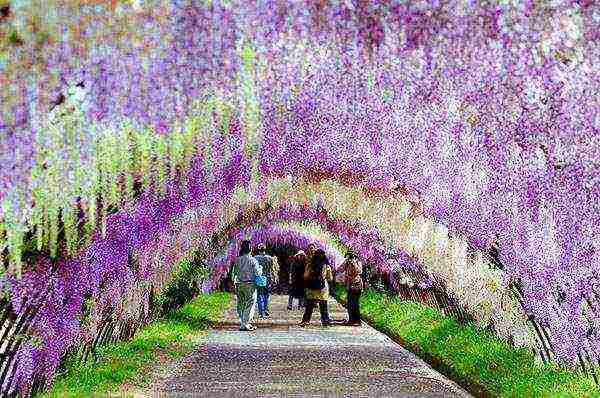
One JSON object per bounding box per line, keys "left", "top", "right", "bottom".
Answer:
{"left": 39, "top": 292, "right": 232, "bottom": 398}
{"left": 333, "top": 285, "right": 600, "bottom": 398}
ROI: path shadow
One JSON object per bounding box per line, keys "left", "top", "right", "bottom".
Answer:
{"left": 213, "top": 321, "right": 297, "bottom": 330}
{"left": 214, "top": 319, "right": 356, "bottom": 331}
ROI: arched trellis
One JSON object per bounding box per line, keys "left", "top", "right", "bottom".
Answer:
{"left": 195, "top": 198, "right": 544, "bottom": 349}
{"left": 203, "top": 207, "right": 600, "bottom": 383}
{"left": 0, "top": 1, "right": 598, "bottom": 395}
{"left": 1, "top": 169, "right": 599, "bottom": 396}
{"left": 1, "top": 147, "right": 593, "bottom": 394}
{"left": 197, "top": 209, "right": 587, "bottom": 376}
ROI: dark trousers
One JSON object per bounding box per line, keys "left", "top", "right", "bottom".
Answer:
{"left": 347, "top": 289, "right": 362, "bottom": 322}
{"left": 302, "top": 299, "right": 329, "bottom": 324}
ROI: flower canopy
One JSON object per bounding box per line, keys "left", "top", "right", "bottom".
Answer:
{"left": 0, "top": 0, "right": 599, "bottom": 395}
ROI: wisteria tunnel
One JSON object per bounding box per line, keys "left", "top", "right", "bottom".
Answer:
{"left": 0, "top": 0, "right": 599, "bottom": 396}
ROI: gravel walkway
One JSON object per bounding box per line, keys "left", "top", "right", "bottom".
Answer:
{"left": 149, "top": 294, "right": 472, "bottom": 398}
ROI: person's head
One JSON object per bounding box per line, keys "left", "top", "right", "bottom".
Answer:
{"left": 239, "top": 240, "right": 252, "bottom": 256}
{"left": 346, "top": 250, "right": 356, "bottom": 260}
{"left": 256, "top": 243, "right": 266, "bottom": 254}
{"left": 312, "top": 248, "right": 328, "bottom": 266}
{"left": 307, "top": 243, "right": 316, "bottom": 254}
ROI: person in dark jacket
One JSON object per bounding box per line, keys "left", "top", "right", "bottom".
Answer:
{"left": 340, "top": 250, "right": 363, "bottom": 326}
{"left": 288, "top": 250, "right": 307, "bottom": 310}
{"left": 299, "top": 249, "right": 333, "bottom": 327}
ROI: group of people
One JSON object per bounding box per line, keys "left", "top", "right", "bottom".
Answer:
{"left": 231, "top": 240, "right": 366, "bottom": 331}
{"left": 231, "top": 241, "right": 279, "bottom": 330}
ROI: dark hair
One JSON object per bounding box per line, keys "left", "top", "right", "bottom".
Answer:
{"left": 311, "top": 249, "right": 329, "bottom": 267}
{"left": 239, "top": 240, "right": 252, "bottom": 256}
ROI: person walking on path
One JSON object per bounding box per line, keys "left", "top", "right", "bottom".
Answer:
{"left": 340, "top": 250, "right": 363, "bottom": 326}
{"left": 254, "top": 243, "right": 279, "bottom": 318}
{"left": 299, "top": 249, "right": 333, "bottom": 327}
{"left": 361, "top": 262, "right": 371, "bottom": 290}
{"left": 231, "top": 240, "right": 262, "bottom": 331}
{"left": 288, "top": 250, "right": 307, "bottom": 310}
{"left": 304, "top": 243, "right": 333, "bottom": 322}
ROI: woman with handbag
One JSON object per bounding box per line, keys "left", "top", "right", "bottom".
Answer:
{"left": 299, "top": 249, "right": 333, "bottom": 327}
{"left": 340, "top": 250, "right": 363, "bottom": 326}
{"left": 231, "top": 240, "right": 263, "bottom": 331}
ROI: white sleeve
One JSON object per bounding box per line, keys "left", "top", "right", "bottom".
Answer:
{"left": 231, "top": 258, "right": 239, "bottom": 284}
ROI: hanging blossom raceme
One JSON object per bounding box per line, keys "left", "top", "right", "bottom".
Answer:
{"left": 0, "top": 0, "right": 598, "bottom": 385}
{"left": 2, "top": 130, "right": 255, "bottom": 396}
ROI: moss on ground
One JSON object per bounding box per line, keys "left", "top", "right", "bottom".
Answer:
{"left": 333, "top": 285, "right": 600, "bottom": 398}
{"left": 39, "top": 292, "right": 232, "bottom": 398}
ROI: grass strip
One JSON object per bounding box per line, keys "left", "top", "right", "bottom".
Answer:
{"left": 39, "top": 292, "right": 232, "bottom": 398}
{"left": 333, "top": 285, "right": 600, "bottom": 398}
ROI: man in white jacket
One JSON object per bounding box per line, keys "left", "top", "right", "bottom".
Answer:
{"left": 231, "top": 240, "right": 262, "bottom": 331}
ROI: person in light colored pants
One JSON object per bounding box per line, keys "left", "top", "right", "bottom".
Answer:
{"left": 236, "top": 281, "right": 257, "bottom": 329}
{"left": 232, "top": 240, "right": 262, "bottom": 331}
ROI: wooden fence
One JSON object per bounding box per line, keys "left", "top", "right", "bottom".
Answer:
{"left": 378, "top": 250, "right": 600, "bottom": 385}
{"left": 0, "top": 272, "right": 154, "bottom": 397}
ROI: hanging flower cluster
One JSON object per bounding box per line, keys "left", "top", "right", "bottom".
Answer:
{"left": 0, "top": 0, "right": 598, "bottom": 392}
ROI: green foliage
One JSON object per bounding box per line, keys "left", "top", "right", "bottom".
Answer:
{"left": 104, "top": 130, "right": 122, "bottom": 207}
{"left": 83, "top": 193, "right": 97, "bottom": 247}
{"left": 78, "top": 295, "right": 93, "bottom": 325}
{"left": 100, "top": 198, "right": 108, "bottom": 238}
{"left": 47, "top": 198, "right": 59, "bottom": 258}
{"left": 7, "top": 29, "right": 23, "bottom": 45}
{"left": 154, "top": 135, "right": 168, "bottom": 196}
{"left": 62, "top": 203, "right": 77, "bottom": 256}
{"left": 0, "top": 222, "right": 6, "bottom": 273}
{"left": 135, "top": 128, "right": 153, "bottom": 192}
{"left": 216, "top": 96, "right": 233, "bottom": 135}
{"left": 197, "top": 96, "right": 216, "bottom": 178}
{"left": 30, "top": 163, "right": 47, "bottom": 253}
{"left": 168, "top": 124, "right": 185, "bottom": 176}
{"left": 3, "top": 90, "right": 229, "bottom": 277}
{"left": 332, "top": 285, "right": 600, "bottom": 398}
{"left": 153, "top": 253, "right": 212, "bottom": 315}
{"left": 39, "top": 292, "right": 231, "bottom": 398}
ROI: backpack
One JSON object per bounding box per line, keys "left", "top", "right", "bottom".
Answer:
{"left": 256, "top": 254, "right": 279, "bottom": 286}
{"left": 360, "top": 262, "right": 369, "bottom": 286}
{"left": 307, "top": 262, "right": 325, "bottom": 290}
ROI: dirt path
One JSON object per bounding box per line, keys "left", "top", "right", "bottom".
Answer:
{"left": 141, "top": 294, "right": 472, "bottom": 397}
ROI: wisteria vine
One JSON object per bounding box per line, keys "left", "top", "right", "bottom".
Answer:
{"left": 0, "top": 0, "right": 599, "bottom": 394}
